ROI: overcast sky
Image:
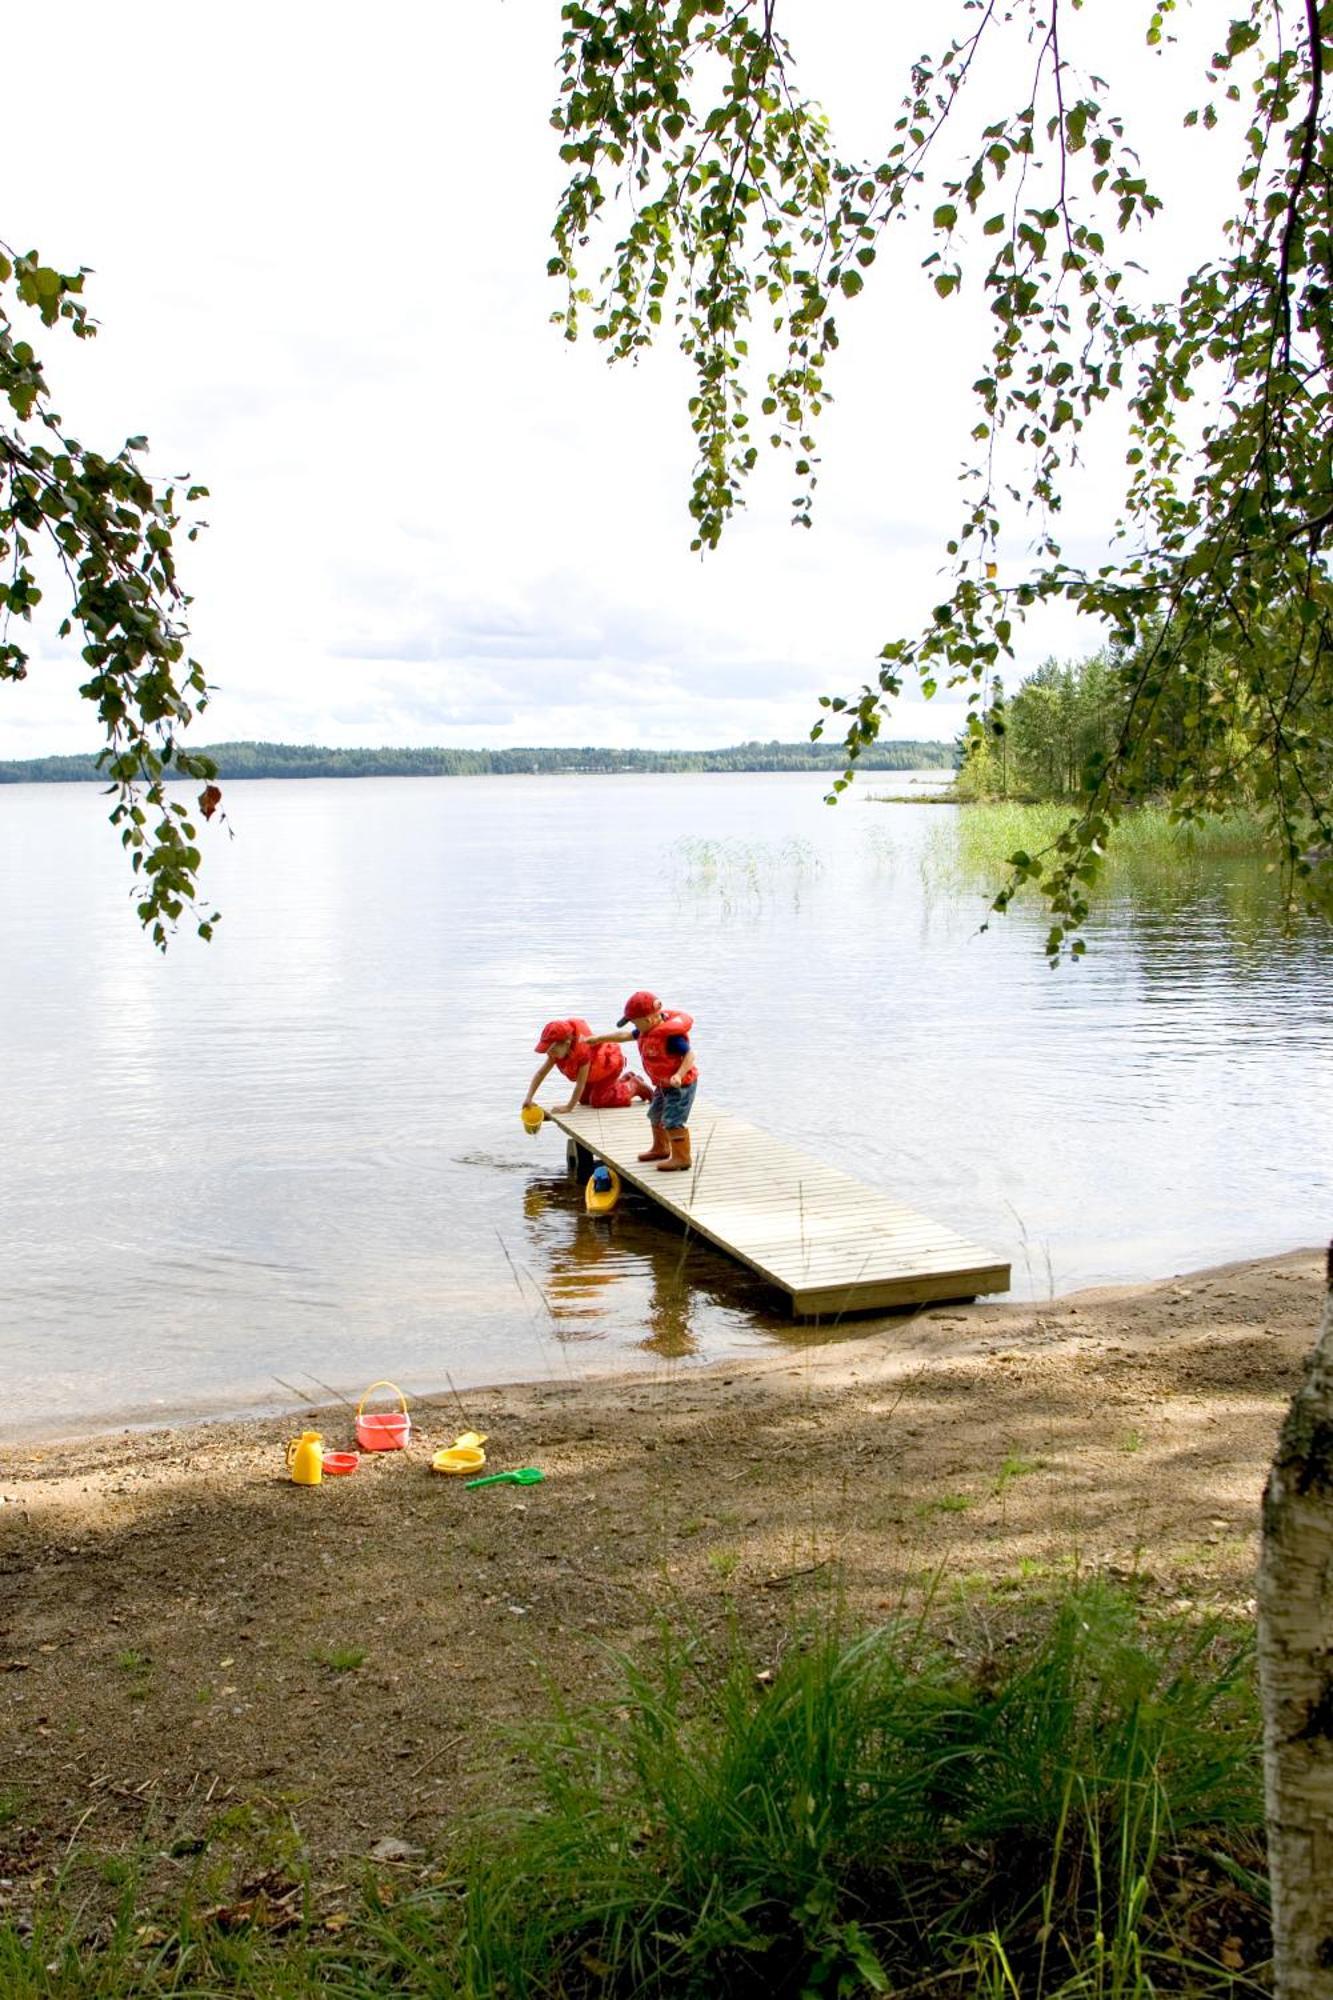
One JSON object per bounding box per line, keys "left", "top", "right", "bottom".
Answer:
{"left": 5, "top": 2, "right": 1220, "bottom": 755}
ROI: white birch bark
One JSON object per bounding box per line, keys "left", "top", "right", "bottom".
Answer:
{"left": 1259, "top": 1243, "right": 1333, "bottom": 1999}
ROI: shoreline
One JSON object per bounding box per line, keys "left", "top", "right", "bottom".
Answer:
{"left": 1, "top": 1244, "right": 1321, "bottom": 1907}
{"left": 2, "top": 1244, "right": 1316, "bottom": 1455}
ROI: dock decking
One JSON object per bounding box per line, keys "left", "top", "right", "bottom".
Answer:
{"left": 548, "top": 1100, "right": 1009, "bottom": 1317}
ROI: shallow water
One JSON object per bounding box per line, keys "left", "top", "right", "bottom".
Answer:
{"left": 2, "top": 772, "right": 1329, "bottom": 1439}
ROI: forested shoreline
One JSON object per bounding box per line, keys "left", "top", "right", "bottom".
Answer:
{"left": 0, "top": 738, "right": 954, "bottom": 783}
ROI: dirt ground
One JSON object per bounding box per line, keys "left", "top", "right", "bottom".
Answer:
{"left": 0, "top": 1248, "right": 1322, "bottom": 1921}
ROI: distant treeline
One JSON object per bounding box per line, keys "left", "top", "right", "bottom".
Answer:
{"left": 0, "top": 738, "right": 955, "bottom": 783}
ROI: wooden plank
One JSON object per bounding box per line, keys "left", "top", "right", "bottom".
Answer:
{"left": 791, "top": 1268, "right": 1012, "bottom": 1316}
{"left": 546, "top": 1101, "right": 1008, "bottom": 1316}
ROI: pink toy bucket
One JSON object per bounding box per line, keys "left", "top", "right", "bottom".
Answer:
{"left": 355, "top": 1380, "right": 411, "bottom": 1452}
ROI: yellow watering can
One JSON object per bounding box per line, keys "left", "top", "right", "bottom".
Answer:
{"left": 286, "top": 1430, "right": 324, "bottom": 1486}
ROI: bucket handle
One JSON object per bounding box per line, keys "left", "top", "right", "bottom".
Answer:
{"left": 356, "top": 1379, "right": 409, "bottom": 1419}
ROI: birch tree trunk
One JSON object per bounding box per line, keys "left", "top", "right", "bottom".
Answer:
{"left": 1259, "top": 1244, "right": 1333, "bottom": 1998}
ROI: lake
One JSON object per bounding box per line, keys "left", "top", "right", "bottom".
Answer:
{"left": 3, "top": 772, "right": 1330, "bottom": 1440}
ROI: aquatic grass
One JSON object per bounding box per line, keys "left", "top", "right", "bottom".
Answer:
{"left": 923, "top": 803, "right": 1271, "bottom": 902}
{"left": 673, "top": 835, "right": 824, "bottom": 912}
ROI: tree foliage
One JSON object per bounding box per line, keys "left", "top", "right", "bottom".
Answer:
{"left": 0, "top": 242, "right": 218, "bottom": 944}
{"left": 0, "top": 736, "right": 953, "bottom": 784}
{"left": 550, "top": 0, "right": 1333, "bottom": 956}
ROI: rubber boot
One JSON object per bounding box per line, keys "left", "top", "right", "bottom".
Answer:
{"left": 638, "top": 1125, "right": 671, "bottom": 1163}
{"left": 657, "top": 1127, "right": 692, "bottom": 1172}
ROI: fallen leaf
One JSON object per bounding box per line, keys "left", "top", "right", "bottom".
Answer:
{"left": 206, "top": 1875, "right": 302, "bottom": 1934}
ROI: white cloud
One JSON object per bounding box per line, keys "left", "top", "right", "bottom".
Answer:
{"left": 3, "top": 1, "right": 1222, "bottom": 758}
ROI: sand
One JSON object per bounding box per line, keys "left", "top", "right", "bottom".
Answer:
{"left": 0, "top": 1246, "right": 1322, "bottom": 1916}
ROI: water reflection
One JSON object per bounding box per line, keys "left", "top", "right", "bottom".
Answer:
{"left": 521, "top": 1167, "right": 800, "bottom": 1362}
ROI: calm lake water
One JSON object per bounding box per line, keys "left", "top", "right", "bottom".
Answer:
{"left": 3, "top": 772, "right": 1330, "bottom": 1440}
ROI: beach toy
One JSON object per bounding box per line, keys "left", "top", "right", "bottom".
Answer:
{"left": 355, "top": 1381, "right": 411, "bottom": 1452}
{"left": 431, "top": 1430, "right": 489, "bottom": 1475}
{"left": 521, "top": 1104, "right": 546, "bottom": 1134}
{"left": 464, "top": 1467, "right": 546, "bottom": 1489}
{"left": 321, "top": 1451, "right": 359, "bottom": 1477}
{"left": 585, "top": 1162, "right": 621, "bottom": 1215}
{"left": 286, "top": 1431, "right": 324, "bottom": 1485}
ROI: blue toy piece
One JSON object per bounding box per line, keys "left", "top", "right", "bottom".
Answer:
{"left": 585, "top": 1161, "right": 622, "bottom": 1215}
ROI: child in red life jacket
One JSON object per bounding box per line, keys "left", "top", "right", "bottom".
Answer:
{"left": 524, "top": 1018, "right": 653, "bottom": 1116}
{"left": 588, "top": 991, "right": 698, "bottom": 1172}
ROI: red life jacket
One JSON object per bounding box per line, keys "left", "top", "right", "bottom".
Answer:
{"left": 554, "top": 1019, "right": 625, "bottom": 1099}
{"left": 636, "top": 1010, "right": 697, "bottom": 1088}
{"left": 585, "top": 1068, "right": 645, "bottom": 1109}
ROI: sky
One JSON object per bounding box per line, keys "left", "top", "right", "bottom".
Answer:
{"left": 4, "top": 1, "right": 1228, "bottom": 756}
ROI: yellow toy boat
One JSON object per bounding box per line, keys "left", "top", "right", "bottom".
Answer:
{"left": 585, "top": 1163, "right": 621, "bottom": 1215}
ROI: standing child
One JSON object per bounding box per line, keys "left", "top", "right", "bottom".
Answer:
{"left": 588, "top": 991, "right": 697, "bottom": 1172}
{"left": 523, "top": 1019, "right": 653, "bottom": 1116}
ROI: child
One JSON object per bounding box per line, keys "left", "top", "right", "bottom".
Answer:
{"left": 524, "top": 1018, "right": 653, "bottom": 1116}
{"left": 588, "top": 991, "right": 697, "bottom": 1171}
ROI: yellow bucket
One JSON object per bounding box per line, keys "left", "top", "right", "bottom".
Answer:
{"left": 521, "top": 1104, "right": 545, "bottom": 1134}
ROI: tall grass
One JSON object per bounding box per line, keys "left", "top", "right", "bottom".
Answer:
{"left": 447, "top": 1583, "right": 1265, "bottom": 1997}
{"left": 0, "top": 1586, "right": 1267, "bottom": 1998}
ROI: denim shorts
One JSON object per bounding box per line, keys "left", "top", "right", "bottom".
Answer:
{"left": 649, "top": 1081, "right": 697, "bottom": 1129}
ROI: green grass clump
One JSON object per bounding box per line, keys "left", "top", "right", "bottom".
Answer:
{"left": 450, "top": 1582, "right": 1264, "bottom": 1997}
{"left": 309, "top": 1644, "right": 366, "bottom": 1673}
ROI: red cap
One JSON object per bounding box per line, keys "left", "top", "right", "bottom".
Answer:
{"left": 617, "top": 990, "right": 662, "bottom": 1026}
{"left": 535, "top": 1019, "right": 575, "bottom": 1053}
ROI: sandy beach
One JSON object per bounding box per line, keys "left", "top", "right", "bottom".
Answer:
{"left": 0, "top": 1246, "right": 1322, "bottom": 1920}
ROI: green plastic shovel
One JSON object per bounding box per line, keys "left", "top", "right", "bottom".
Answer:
{"left": 464, "top": 1467, "right": 546, "bottom": 1489}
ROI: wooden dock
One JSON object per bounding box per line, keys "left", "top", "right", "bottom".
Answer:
{"left": 547, "top": 1101, "right": 1009, "bottom": 1317}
